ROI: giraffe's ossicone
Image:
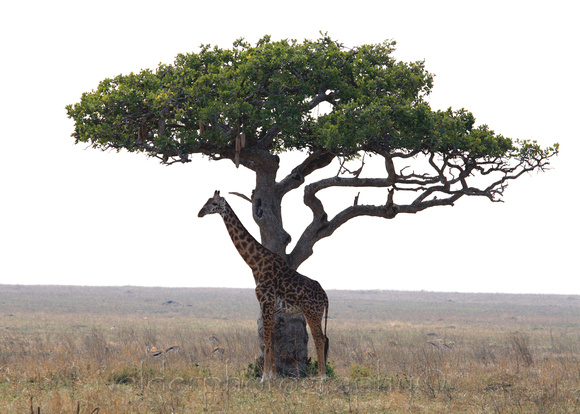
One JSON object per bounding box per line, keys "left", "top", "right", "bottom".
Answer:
{"left": 198, "top": 190, "right": 329, "bottom": 381}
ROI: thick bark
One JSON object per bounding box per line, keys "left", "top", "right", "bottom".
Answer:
{"left": 253, "top": 169, "right": 291, "bottom": 257}
{"left": 255, "top": 313, "right": 309, "bottom": 378}
{"left": 251, "top": 152, "right": 311, "bottom": 378}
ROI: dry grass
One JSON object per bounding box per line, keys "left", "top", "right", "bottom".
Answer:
{"left": 0, "top": 285, "right": 579, "bottom": 413}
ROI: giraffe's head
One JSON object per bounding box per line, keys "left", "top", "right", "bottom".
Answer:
{"left": 198, "top": 190, "right": 227, "bottom": 217}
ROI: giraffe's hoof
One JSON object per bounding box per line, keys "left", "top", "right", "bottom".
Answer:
{"left": 260, "top": 372, "right": 277, "bottom": 383}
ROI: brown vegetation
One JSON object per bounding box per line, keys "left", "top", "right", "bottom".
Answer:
{"left": 0, "top": 285, "right": 578, "bottom": 413}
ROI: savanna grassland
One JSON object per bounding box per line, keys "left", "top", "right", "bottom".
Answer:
{"left": 0, "top": 285, "right": 579, "bottom": 413}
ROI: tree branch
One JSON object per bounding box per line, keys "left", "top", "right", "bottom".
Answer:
{"left": 307, "top": 85, "right": 335, "bottom": 110}
{"left": 287, "top": 146, "right": 557, "bottom": 269}
{"left": 256, "top": 125, "right": 281, "bottom": 150}
{"left": 276, "top": 150, "right": 335, "bottom": 197}
{"left": 229, "top": 191, "right": 253, "bottom": 203}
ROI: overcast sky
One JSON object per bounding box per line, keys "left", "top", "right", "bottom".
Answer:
{"left": 1, "top": 1, "right": 578, "bottom": 294}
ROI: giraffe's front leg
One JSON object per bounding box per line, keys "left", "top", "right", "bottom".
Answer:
{"left": 261, "top": 304, "right": 276, "bottom": 383}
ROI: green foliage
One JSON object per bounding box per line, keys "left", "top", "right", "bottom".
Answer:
{"left": 244, "top": 362, "right": 260, "bottom": 379}
{"left": 301, "top": 359, "right": 337, "bottom": 378}
{"left": 66, "top": 34, "right": 548, "bottom": 163}
{"left": 244, "top": 359, "right": 336, "bottom": 379}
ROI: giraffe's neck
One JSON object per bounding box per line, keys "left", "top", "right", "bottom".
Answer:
{"left": 220, "top": 201, "right": 272, "bottom": 274}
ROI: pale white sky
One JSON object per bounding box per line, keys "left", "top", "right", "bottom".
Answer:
{"left": 1, "top": 1, "right": 578, "bottom": 294}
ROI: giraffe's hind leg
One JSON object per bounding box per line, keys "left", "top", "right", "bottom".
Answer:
{"left": 305, "top": 313, "right": 327, "bottom": 379}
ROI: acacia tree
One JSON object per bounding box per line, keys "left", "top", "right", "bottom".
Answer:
{"left": 67, "top": 35, "right": 558, "bottom": 375}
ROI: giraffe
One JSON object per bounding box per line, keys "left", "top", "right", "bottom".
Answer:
{"left": 198, "top": 191, "right": 329, "bottom": 381}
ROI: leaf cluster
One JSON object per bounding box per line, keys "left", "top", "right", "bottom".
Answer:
{"left": 67, "top": 34, "right": 548, "bottom": 163}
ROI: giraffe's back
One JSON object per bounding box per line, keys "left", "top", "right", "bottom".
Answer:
{"left": 272, "top": 268, "right": 328, "bottom": 313}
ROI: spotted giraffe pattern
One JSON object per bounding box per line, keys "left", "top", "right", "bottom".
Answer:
{"left": 198, "top": 191, "right": 329, "bottom": 381}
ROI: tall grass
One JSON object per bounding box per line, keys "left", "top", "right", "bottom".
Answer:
{"left": 0, "top": 285, "right": 578, "bottom": 413}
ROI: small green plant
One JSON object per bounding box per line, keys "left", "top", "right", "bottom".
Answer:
{"left": 349, "top": 363, "right": 372, "bottom": 380}
{"left": 244, "top": 362, "right": 261, "bottom": 379}
{"left": 301, "top": 359, "right": 336, "bottom": 378}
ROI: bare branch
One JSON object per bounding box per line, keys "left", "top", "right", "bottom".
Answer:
{"left": 338, "top": 154, "right": 365, "bottom": 177}
{"left": 229, "top": 191, "right": 252, "bottom": 203}
{"left": 287, "top": 146, "right": 557, "bottom": 268}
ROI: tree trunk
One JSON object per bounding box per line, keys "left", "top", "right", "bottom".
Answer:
{"left": 252, "top": 161, "right": 310, "bottom": 378}
{"left": 255, "top": 313, "right": 309, "bottom": 377}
